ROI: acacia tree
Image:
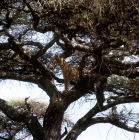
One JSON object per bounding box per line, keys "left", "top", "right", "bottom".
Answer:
{"left": 0, "top": 0, "right": 139, "bottom": 140}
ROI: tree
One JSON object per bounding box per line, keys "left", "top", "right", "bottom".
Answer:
{"left": 0, "top": 0, "right": 139, "bottom": 139}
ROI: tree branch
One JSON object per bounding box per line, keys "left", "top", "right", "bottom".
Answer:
{"left": 0, "top": 98, "right": 43, "bottom": 139}
{"left": 65, "top": 95, "right": 139, "bottom": 139}
{"left": 62, "top": 35, "right": 93, "bottom": 52}
{"left": 0, "top": 72, "right": 40, "bottom": 84}
{"left": 2, "top": 29, "right": 59, "bottom": 97}
{"left": 34, "top": 35, "right": 59, "bottom": 59}
{"left": 110, "top": 120, "right": 139, "bottom": 133}
{"left": 23, "top": 0, "right": 56, "bottom": 33}
{"left": 103, "top": 57, "right": 139, "bottom": 78}
{"left": 11, "top": 39, "right": 52, "bottom": 79}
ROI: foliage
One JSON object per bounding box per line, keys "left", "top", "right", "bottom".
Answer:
{"left": 0, "top": 0, "right": 139, "bottom": 140}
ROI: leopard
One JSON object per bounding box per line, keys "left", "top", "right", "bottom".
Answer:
{"left": 55, "top": 55, "right": 90, "bottom": 91}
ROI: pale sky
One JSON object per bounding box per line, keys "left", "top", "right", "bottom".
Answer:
{"left": 0, "top": 80, "right": 139, "bottom": 140}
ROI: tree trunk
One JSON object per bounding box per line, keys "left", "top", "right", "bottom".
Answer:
{"left": 43, "top": 97, "right": 66, "bottom": 140}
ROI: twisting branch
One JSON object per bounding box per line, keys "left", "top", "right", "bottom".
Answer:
{"left": 0, "top": 73, "right": 41, "bottom": 85}
{"left": 23, "top": 0, "right": 56, "bottom": 33}
{"left": 62, "top": 35, "right": 93, "bottom": 52}
{"left": 34, "top": 34, "right": 59, "bottom": 59}
{"left": 3, "top": 28, "right": 59, "bottom": 97}
{"left": 0, "top": 98, "right": 43, "bottom": 139}
{"left": 110, "top": 120, "right": 139, "bottom": 133}
{"left": 65, "top": 94, "right": 139, "bottom": 139}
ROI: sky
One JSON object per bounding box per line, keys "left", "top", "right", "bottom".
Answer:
{"left": 0, "top": 80, "right": 139, "bottom": 140}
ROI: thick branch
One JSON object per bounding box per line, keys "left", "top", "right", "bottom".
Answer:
{"left": 103, "top": 57, "right": 139, "bottom": 78}
{"left": 62, "top": 35, "right": 93, "bottom": 52}
{"left": 65, "top": 95, "right": 139, "bottom": 139}
{"left": 110, "top": 120, "right": 139, "bottom": 133}
{"left": 0, "top": 98, "right": 43, "bottom": 139}
{"left": 0, "top": 72, "right": 43, "bottom": 87}
{"left": 106, "top": 57, "right": 139, "bottom": 69}
{"left": 0, "top": 67, "right": 59, "bottom": 97}
{"left": 34, "top": 35, "right": 58, "bottom": 59}
{"left": 3, "top": 29, "right": 59, "bottom": 97}
{"left": 16, "top": 41, "right": 44, "bottom": 49}
{"left": 71, "top": 42, "right": 92, "bottom": 52}
{"left": 10, "top": 39, "right": 52, "bottom": 79}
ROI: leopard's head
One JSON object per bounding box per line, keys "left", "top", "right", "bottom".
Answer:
{"left": 55, "top": 55, "right": 65, "bottom": 65}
